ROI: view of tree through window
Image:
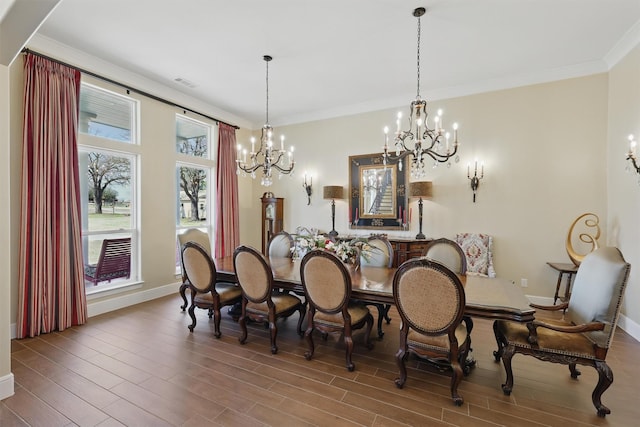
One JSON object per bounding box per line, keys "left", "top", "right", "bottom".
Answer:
{"left": 88, "top": 152, "right": 131, "bottom": 214}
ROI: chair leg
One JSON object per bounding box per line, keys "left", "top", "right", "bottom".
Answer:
{"left": 343, "top": 323, "right": 355, "bottom": 372}
{"left": 500, "top": 344, "right": 516, "bottom": 395}
{"left": 363, "top": 313, "right": 374, "bottom": 350}
{"left": 450, "top": 359, "right": 464, "bottom": 406}
{"left": 179, "top": 283, "right": 188, "bottom": 311}
{"left": 212, "top": 306, "right": 222, "bottom": 339}
{"left": 187, "top": 294, "right": 197, "bottom": 332}
{"left": 569, "top": 362, "right": 581, "bottom": 379}
{"left": 238, "top": 299, "right": 248, "bottom": 345}
{"left": 383, "top": 304, "right": 392, "bottom": 324}
{"left": 395, "top": 334, "right": 408, "bottom": 389}
{"left": 296, "top": 302, "right": 307, "bottom": 337}
{"left": 593, "top": 360, "right": 613, "bottom": 417}
{"left": 268, "top": 310, "right": 278, "bottom": 354}
{"left": 304, "top": 308, "right": 315, "bottom": 361}
{"left": 374, "top": 304, "right": 385, "bottom": 339}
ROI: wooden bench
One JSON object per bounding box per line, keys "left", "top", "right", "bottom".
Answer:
{"left": 84, "top": 237, "right": 132, "bottom": 286}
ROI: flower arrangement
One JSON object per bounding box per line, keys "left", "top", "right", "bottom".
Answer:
{"left": 292, "top": 235, "right": 378, "bottom": 265}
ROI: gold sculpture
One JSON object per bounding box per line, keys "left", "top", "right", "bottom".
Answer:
{"left": 566, "top": 213, "right": 600, "bottom": 266}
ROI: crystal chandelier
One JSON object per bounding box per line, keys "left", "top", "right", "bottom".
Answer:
{"left": 382, "top": 7, "right": 460, "bottom": 179}
{"left": 236, "top": 55, "right": 295, "bottom": 186}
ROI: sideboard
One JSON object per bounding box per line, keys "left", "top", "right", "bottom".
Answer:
{"left": 386, "top": 237, "right": 432, "bottom": 267}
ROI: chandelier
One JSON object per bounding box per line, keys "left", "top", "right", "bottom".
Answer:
{"left": 382, "top": 7, "right": 460, "bottom": 179}
{"left": 236, "top": 55, "right": 295, "bottom": 186}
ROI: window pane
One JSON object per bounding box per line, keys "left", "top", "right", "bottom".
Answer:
{"left": 177, "top": 165, "right": 208, "bottom": 227}
{"left": 176, "top": 115, "right": 209, "bottom": 158}
{"left": 85, "top": 152, "right": 133, "bottom": 231}
{"left": 80, "top": 84, "right": 135, "bottom": 143}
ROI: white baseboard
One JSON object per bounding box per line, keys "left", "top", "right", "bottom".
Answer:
{"left": 86, "top": 282, "right": 179, "bottom": 317}
{"left": 0, "top": 373, "right": 14, "bottom": 400}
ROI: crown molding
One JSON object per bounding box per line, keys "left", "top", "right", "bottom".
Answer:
{"left": 604, "top": 19, "right": 640, "bottom": 69}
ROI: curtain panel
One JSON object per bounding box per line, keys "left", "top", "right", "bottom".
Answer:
{"left": 17, "top": 53, "right": 87, "bottom": 338}
{"left": 215, "top": 123, "right": 240, "bottom": 258}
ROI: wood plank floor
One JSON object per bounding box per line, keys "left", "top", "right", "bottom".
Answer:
{"left": 3, "top": 294, "right": 639, "bottom": 426}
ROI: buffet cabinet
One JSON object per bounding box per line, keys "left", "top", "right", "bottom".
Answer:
{"left": 387, "top": 237, "right": 432, "bottom": 267}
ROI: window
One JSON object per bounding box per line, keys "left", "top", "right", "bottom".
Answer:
{"left": 79, "top": 83, "right": 139, "bottom": 291}
{"left": 79, "top": 83, "right": 137, "bottom": 143}
{"left": 175, "top": 115, "right": 215, "bottom": 270}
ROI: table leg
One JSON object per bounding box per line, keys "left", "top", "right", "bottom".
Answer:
{"left": 564, "top": 272, "right": 574, "bottom": 302}
{"left": 553, "top": 272, "right": 563, "bottom": 304}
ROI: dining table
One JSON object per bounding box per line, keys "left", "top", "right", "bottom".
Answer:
{"left": 214, "top": 255, "right": 536, "bottom": 323}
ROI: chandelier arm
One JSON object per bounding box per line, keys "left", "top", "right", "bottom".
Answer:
{"left": 237, "top": 162, "right": 264, "bottom": 174}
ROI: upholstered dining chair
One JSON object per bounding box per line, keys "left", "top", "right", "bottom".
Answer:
{"left": 422, "top": 237, "right": 467, "bottom": 275}
{"left": 178, "top": 228, "right": 211, "bottom": 311}
{"left": 300, "top": 249, "right": 374, "bottom": 371}
{"left": 233, "top": 245, "right": 306, "bottom": 354}
{"left": 359, "top": 235, "right": 394, "bottom": 338}
{"left": 455, "top": 232, "right": 496, "bottom": 277}
{"left": 393, "top": 257, "right": 471, "bottom": 406}
{"left": 267, "top": 231, "right": 294, "bottom": 258}
{"left": 493, "top": 246, "right": 630, "bottom": 417}
{"left": 180, "top": 241, "right": 242, "bottom": 337}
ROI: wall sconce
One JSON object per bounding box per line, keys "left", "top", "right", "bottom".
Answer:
{"left": 467, "top": 159, "right": 484, "bottom": 203}
{"left": 409, "top": 181, "right": 433, "bottom": 239}
{"left": 302, "top": 173, "right": 312, "bottom": 205}
{"left": 323, "top": 185, "right": 344, "bottom": 237}
{"left": 626, "top": 134, "right": 639, "bottom": 176}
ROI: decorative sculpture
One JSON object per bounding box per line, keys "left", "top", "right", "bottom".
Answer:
{"left": 566, "top": 213, "right": 600, "bottom": 266}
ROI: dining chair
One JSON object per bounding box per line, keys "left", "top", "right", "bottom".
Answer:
{"left": 455, "top": 232, "right": 496, "bottom": 277}
{"left": 422, "top": 237, "right": 467, "bottom": 275}
{"left": 267, "top": 230, "right": 294, "bottom": 258}
{"left": 493, "top": 246, "right": 631, "bottom": 417}
{"left": 178, "top": 228, "right": 212, "bottom": 311}
{"left": 393, "top": 257, "right": 471, "bottom": 406}
{"left": 233, "top": 245, "right": 306, "bottom": 354}
{"left": 359, "top": 235, "right": 394, "bottom": 338}
{"left": 300, "top": 249, "right": 374, "bottom": 371}
{"left": 180, "top": 241, "right": 242, "bottom": 337}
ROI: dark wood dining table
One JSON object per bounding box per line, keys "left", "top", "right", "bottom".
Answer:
{"left": 214, "top": 256, "right": 535, "bottom": 323}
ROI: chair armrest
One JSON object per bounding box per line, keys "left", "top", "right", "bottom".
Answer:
{"left": 529, "top": 302, "right": 569, "bottom": 311}
{"left": 526, "top": 320, "right": 604, "bottom": 344}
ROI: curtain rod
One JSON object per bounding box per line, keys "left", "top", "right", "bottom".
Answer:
{"left": 21, "top": 48, "right": 240, "bottom": 130}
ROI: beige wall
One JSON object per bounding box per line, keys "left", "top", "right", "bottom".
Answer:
{"left": 252, "top": 74, "right": 609, "bottom": 299}
{"left": 608, "top": 43, "right": 640, "bottom": 327}
{"left": 4, "top": 39, "right": 640, "bottom": 350}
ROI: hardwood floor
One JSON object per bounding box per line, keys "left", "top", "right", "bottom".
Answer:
{"left": 3, "top": 294, "right": 640, "bottom": 426}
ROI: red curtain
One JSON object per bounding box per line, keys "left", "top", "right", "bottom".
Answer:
{"left": 17, "top": 53, "right": 87, "bottom": 338}
{"left": 215, "top": 123, "right": 240, "bottom": 257}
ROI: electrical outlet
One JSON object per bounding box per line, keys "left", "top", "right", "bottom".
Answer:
{"left": 520, "top": 278, "right": 528, "bottom": 288}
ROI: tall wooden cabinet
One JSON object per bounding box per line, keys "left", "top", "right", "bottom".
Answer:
{"left": 261, "top": 192, "right": 284, "bottom": 254}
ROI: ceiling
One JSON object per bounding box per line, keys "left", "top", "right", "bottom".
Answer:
{"left": 33, "top": 0, "right": 640, "bottom": 129}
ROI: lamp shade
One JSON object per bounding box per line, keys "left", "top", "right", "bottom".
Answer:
{"left": 323, "top": 185, "right": 344, "bottom": 200}
{"left": 409, "top": 181, "right": 433, "bottom": 198}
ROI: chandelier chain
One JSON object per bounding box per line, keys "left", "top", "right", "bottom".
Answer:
{"left": 265, "top": 59, "right": 269, "bottom": 125}
{"left": 416, "top": 13, "right": 421, "bottom": 99}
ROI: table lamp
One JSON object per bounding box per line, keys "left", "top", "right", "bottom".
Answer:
{"left": 409, "top": 181, "right": 433, "bottom": 239}
{"left": 323, "top": 185, "right": 344, "bottom": 238}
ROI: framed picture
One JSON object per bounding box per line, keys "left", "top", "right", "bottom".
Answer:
{"left": 349, "top": 153, "right": 407, "bottom": 230}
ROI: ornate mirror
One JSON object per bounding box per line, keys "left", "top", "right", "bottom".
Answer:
{"left": 349, "top": 153, "right": 407, "bottom": 230}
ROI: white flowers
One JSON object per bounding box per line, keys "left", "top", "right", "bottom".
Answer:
{"left": 291, "top": 234, "right": 376, "bottom": 263}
